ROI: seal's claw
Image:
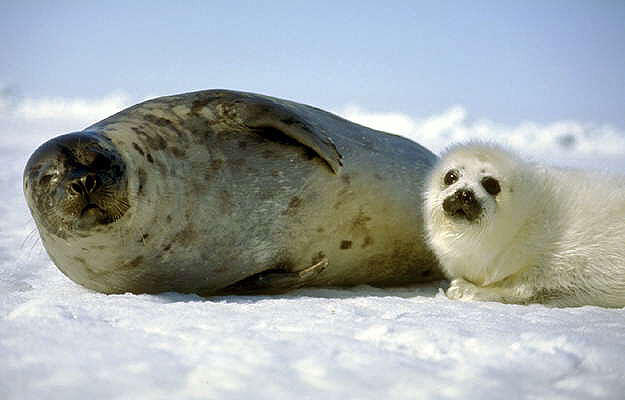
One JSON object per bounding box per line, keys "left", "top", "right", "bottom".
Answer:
{"left": 220, "top": 259, "right": 328, "bottom": 295}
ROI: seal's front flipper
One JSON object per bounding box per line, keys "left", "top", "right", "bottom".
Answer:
{"left": 217, "top": 95, "right": 343, "bottom": 174}
{"left": 221, "top": 259, "right": 328, "bottom": 295}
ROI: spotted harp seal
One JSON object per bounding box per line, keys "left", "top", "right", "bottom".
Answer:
{"left": 24, "top": 89, "right": 441, "bottom": 295}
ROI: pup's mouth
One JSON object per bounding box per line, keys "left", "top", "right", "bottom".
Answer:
{"left": 442, "top": 189, "right": 482, "bottom": 222}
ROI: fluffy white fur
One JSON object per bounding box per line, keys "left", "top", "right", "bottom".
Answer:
{"left": 424, "top": 142, "right": 625, "bottom": 308}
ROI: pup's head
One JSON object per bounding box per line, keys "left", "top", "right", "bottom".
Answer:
{"left": 424, "top": 142, "right": 529, "bottom": 241}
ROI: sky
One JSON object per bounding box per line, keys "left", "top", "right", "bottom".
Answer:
{"left": 1, "top": 0, "right": 624, "bottom": 131}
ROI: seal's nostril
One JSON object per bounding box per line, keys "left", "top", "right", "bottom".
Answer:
{"left": 459, "top": 189, "right": 474, "bottom": 203}
{"left": 83, "top": 175, "right": 99, "bottom": 193}
{"left": 70, "top": 182, "right": 84, "bottom": 195}
{"left": 68, "top": 174, "right": 100, "bottom": 195}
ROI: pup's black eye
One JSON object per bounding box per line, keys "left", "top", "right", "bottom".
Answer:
{"left": 444, "top": 170, "right": 459, "bottom": 186}
{"left": 481, "top": 176, "right": 501, "bottom": 196}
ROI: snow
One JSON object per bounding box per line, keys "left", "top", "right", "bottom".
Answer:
{"left": 2, "top": 95, "right": 625, "bottom": 399}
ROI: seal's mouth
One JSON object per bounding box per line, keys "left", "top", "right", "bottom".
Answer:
{"left": 442, "top": 189, "right": 482, "bottom": 222}
{"left": 80, "top": 203, "right": 104, "bottom": 217}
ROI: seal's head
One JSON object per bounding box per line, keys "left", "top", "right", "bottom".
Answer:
{"left": 422, "top": 142, "right": 542, "bottom": 284}
{"left": 23, "top": 132, "right": 129, "bottom": 238}
{"left": 424, "top": 143, "right": 534, "bottom": 243}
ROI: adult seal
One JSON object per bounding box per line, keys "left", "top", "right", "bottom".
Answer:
{"left": 24, "top": 89, "right": 441, "bottom": 295}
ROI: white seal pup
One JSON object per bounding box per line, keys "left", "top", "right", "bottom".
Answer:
{"left": 424, "top": 142, "right": 625, "bottom": 308}
{"left": 24, "top": 89, "right": 442, "bottom": 295}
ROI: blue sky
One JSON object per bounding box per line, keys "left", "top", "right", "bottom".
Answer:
{"left": 2, "top": 1, "right": 624, "bottom": 129}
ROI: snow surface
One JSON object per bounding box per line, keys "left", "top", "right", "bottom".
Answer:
{"left": 2, "top": 96, "right": 625, "bottom": 399}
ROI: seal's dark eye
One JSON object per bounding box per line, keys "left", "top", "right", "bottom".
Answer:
{"left": 91, "top": 153, "right": 111, "bottom": 170}
{"left": 444, "top": 170, "right": 459, "bottom": 186}
{"left": 39, "top": 174, "right": 54, "bottom": 186}
{"left": 481, "top": 176, "right": 501, "bottom": 196}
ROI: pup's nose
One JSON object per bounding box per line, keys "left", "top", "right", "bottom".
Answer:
{"left": 443, "top": 189, "right": 482, "bottom": 221}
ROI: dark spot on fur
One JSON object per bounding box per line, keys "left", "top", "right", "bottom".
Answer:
{"left": 421, "top": 269, "right": 432, "bottom": 278}
{"left": 211, "top": 159, "right": 224, "bottom": 171}
{"left": 170, "top": 146, "right": 186, "bottom": 159}
{"left": 137, "top": 168, "right": 147, "bottom": 195}
{"left": 238, "top": 141, "right": 248, "bottom": 149}
{"left": 131, "top": 126, "right": 147, "bottom": 136}
{"left": 134, "top": 127, "right": 168, "bottom": 152}
{"left": 146, "top": 153, "right": 154, "bottom": 163}
{"left": 282, "top": 196, "right": 302, "bottom": 216}
{"left": 121, "top": 256, "right": 144, "bottom": 270}
{"left": 152, "top": 134, "right": 168, "bottom": 151}
{"left": 289, "top": 196, "right": 301, "bottom": 209}
{"left": 144, "top": 114, "right": 187, "bottom": 139}
{"left": 132, "top": 142, "right": 145, "bottom": 156}
{"left": 341, "top": 174, "right": 351, "bottom": 185}
{"left": 374, "top": 173, "right": 384, "bottom": 181}
{"left": 333, "top": 186, "right": 355, "bottom": 210}
{"left": 362, "top": 235, "right": 374, "bottom": 248}
{"left": 191, "top": 98, "right": 211, "bottom": 114}
{"left": 139, "top": 233, "right": 149, "bottom": 243}
{"left": 166, "top": 215, "right": 172, "bottom": 223}
{"left": 271, "top": 170, "right": 279, "bottom": 177}
{"left": 143, "top": 114, "right": 173, "bottom": 127}
{"left": 340, "top": 240, "right": 352, "bottom": 250}
{"left": 173, "top": 224, "right": 197, "bottom": 247}
{"left": 317, "top": 227, "right": 324, "bottom": 233}
{"left": 351, "top": 211, "right": 372, "bottom": 231}
{"left": 163, "top": 243, "right": 172, "bottom": 252}
{"left": 73, "top": 257, "right": 87, "bottom": 267}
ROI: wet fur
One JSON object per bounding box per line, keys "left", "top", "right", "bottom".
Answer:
{"left": 424, "top": 142, "right": 625, "bottom": 308}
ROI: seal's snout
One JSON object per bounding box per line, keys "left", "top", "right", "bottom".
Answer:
{"left": 24, "top": 132, "right": 129, "bottom": 235}
{"left": 443, "top": 188, "right": 482, "bottom": 221}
